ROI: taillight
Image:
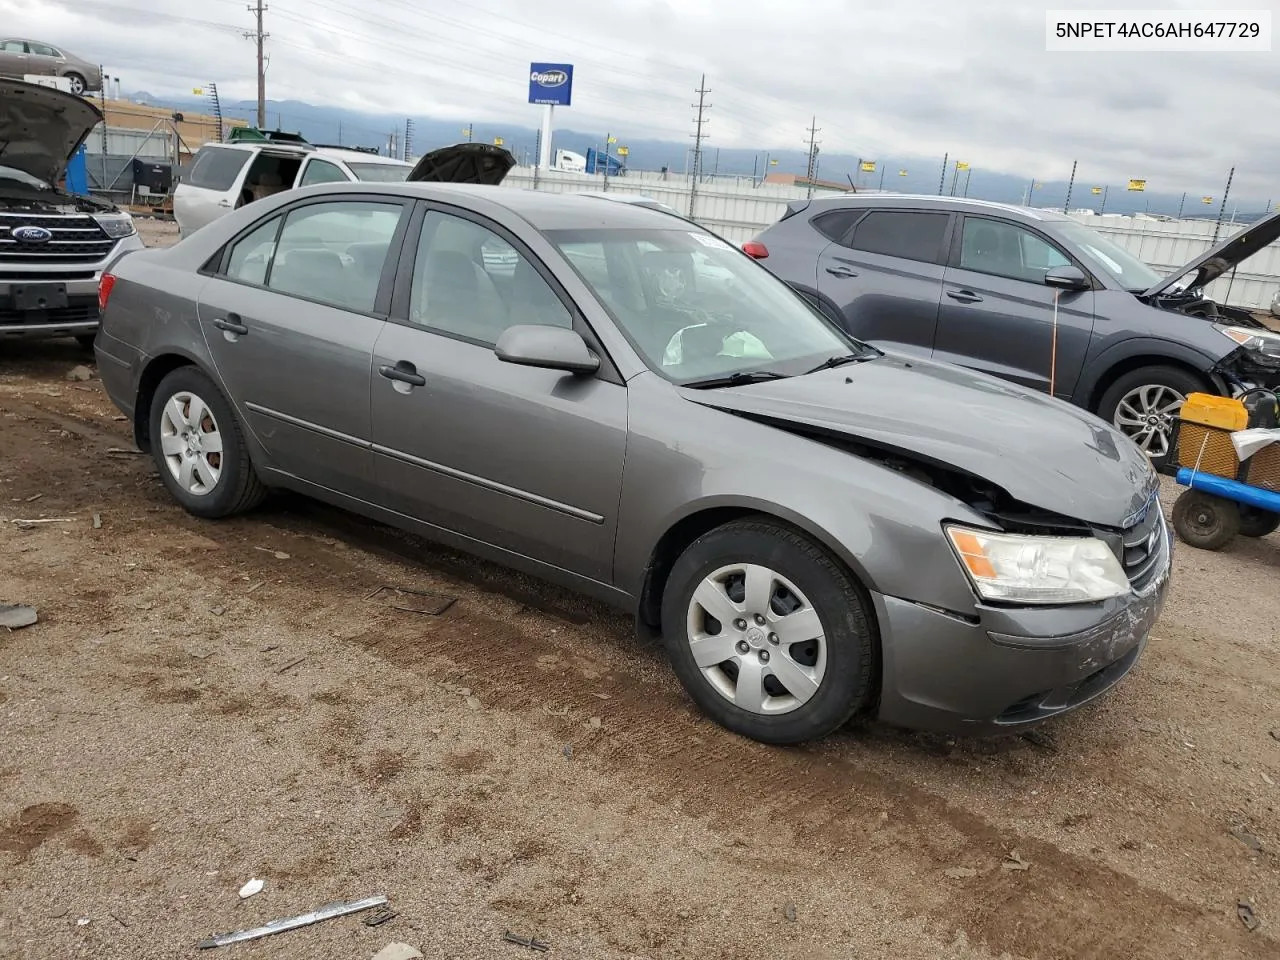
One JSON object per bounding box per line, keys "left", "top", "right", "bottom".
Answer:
{"left": 742, "top": 240, "right": 769, "bottom": 259}
{"left": 98, "top": 273, "right": 116, "bottom": 313}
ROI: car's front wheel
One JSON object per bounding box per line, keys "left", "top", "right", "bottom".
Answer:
{"left": 148, "top": 366, "right": 266, "bottom": 519}
{"left": 660, "top": 517, "right": 877, "bottom": 745}
{"left": 1096, "top": 365, "right": 1208, "bottom": 459}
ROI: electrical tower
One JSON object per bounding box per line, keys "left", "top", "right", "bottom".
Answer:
{"left": 803, "top": 117, "right": 820, "bottom": 198}
{"left": 246, "top": 1, "right": 268, "bottom": 129}
{"left": 404, "top": 118, "right": 414, "bottom": 161}
{"left": 688, "top": 74, "right": 711, "bottom": 219}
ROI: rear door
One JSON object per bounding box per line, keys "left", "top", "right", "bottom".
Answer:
{"left": 815, "top": 208, "right": 952, "bottom": 358}
{"left": 195, "top": 195, "right": 412, "bottom": 500}
{"left": 934, "top": 215, "right": 1097, "bottom": 399}
{"left": 176, "top": 145, "right": 255, "bottom": 235}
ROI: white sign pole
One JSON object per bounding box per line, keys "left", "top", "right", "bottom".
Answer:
{"left": 538, "top": 104, "right": 554, "bottom": 169}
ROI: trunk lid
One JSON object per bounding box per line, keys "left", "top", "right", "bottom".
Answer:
{"left": 407, "top": 142, "right": 516, "bottom": 185}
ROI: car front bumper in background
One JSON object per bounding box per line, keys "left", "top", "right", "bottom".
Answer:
{"left": 0, "top": 234, "right": 145, "bottom": 340}
{"left": 874, "top": 526, "right": 1172, "bottom": 736}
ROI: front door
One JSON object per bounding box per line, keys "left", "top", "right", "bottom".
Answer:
{"left": 195, "top": 195, "right": 411, "bottom": 499}
{"left": 815, "top": 207, "right": 952, "bottom": 358}
{"left": 934, "top": 215, "right": 1097, "bottom": 400}
{"left": 369, "top": 206, "right": 628, "bottom": 584}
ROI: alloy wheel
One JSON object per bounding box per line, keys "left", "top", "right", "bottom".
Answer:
{"left": 1112, "top": 384, "right": 1186, "bottom": 457}
{"left": 685, "top": 562, "right": 827, "bottom": 716}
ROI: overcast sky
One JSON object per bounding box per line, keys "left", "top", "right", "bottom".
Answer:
{"left": 6, "top": 0, "right": 1277, "bottom": 198}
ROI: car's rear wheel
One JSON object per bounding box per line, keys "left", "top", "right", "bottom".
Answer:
{"left": 660, "top": 517, "right": 877, "bottom": 745}
{"left": 1096, "top": 365, "right": 1208, "bottom": 459}
{"left": 148, "top": 366, "right": 266, "bottom": 519}
{"left": 64, "top": 72, "right": 86, "bottom": 95}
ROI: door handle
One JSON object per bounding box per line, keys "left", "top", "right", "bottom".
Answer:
{"left": 217, "top": 200, "right": 232, "bottom": 208}
{"left": 213, "top": 314, "right": 249, "bottom": 335}
{"left": 379, "top": 362, "right": 426, "bottom": 388}
{"left": 946, "top": 290, "right": 983, "bottom": 303}
{"left": 825, "top": 265, "right": 858, "bottom": 278}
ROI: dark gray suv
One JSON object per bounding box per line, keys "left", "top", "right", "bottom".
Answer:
{"left": 751, "top": 195, "right": 1280, "bottom": 457}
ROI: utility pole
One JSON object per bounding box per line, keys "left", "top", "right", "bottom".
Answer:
{"left": 337, "top": 120, "right": 342, "bottom": 146}
{"left": 803, "top": 116, "right": 820, "bottom": 199}
{"left": 938, "top": 153, "right": 948, "bottom": 195}
{"left": 247, "top": 0, "right": 268, "bottom": 129}
{"left": 962, "top": 167, "right": 972, "bottom": 197}
{"left": 688, "top": 74, "right": 711, "bottom": 219}
{"left": 404, "top": 118, "right": 414, "bottom": 160}
{"left": 1213, "top": 167, "right": 1235, "bottom": 242}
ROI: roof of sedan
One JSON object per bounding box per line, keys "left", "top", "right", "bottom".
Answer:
{"left": 365, "top": 182, "right": 692, "bottom": 230}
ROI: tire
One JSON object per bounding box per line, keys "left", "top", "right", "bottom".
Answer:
{"left": 75, "top": 334, "right": 96, "bottom": 352}
{"left": 64, "top": 72, "right": 86, "bottom": 95}
{"left": 1095, "top": 365, "right": 1208, "bottom": 460}
{"left": 660, "top": 517, "right": 877, "bottom": 745}
{"left": 1238, "top": 506, "right": 1280, "bottom": 539}
{"left": 148, "top": 366, "right": 266, "bottom": 519}
{"left": 1171, "top": 489, "right": 1240, "bottom": 551}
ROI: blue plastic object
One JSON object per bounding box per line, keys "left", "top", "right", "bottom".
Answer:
{"left": 65, "top": 143, "right": 88, "bottom": 195}
{"left": 1174, "top": 466, "right": 1280, "bottom": 513}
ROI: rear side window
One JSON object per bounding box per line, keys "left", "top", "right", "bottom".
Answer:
{"left": 811, "top": 210, "right": 861, "bottom": 243}
{"left": 185, "top": 146, "right": 251, "bottom": 192}
{"left": 846, "top": 210, "right": 949, "bottom": 263}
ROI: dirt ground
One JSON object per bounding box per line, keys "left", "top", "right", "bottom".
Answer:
{"left": 1, "top": 220, "right": 1278, "bottom": 960}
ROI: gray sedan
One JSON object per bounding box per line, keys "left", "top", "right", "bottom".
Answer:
{"left": 94, "top": 183, "right": 1170, "bottom": 745}
{"left": 0, "top": 38, "right": 102, "bottom": 94}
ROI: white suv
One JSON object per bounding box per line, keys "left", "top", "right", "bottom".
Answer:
{"left": 174, "top": 140, "right": 415, "bottom": 237}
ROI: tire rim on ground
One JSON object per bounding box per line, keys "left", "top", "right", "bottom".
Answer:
{"left": 685, "top": 562, "right": 827, "bottom": 716}
{"left": 159, "top": 390, "right": 224, "bottom": 496}
{"left": 1113, "top": 384, "right": 1186, "bottom": 457}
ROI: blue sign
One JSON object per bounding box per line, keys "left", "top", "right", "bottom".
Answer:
{"left": 528, "top": 62, "right": 573, "bottom": 106}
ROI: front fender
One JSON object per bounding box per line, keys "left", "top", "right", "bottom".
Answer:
{"left": 1077, "top": 336, "right": 1225, "bottom": 408}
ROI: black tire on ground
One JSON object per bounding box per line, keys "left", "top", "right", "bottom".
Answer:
{"left": 1172, "top": 489, "right": 1240, "bottom": 551}
{"left": 64, "top": 72, "right": 86, "bottom": 95}
{"left": 1238, "top": 506, "right": 1280, "bottom": 539}
{"left": 75, "top": 334, "right": 96, "bottom": 352}
{"left": 1095, "top": 365, "right": 1208, "bottom": 452}
{"left": 148, "top": 365, "right": 267, "bottom": 519}
{"left": 659, "top": 517, "right": 877, "bottom": 745}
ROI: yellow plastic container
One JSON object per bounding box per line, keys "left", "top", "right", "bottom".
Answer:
{"left": 1179, "top": 392, "right": 1248, "bottom": 431}
{"left": 1175, "top": 393, "right": 1247, "bottom": 478}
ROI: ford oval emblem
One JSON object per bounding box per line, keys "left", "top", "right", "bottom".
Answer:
{"left": 530, "top": 69, "right": 568, "bottom": 87}
{"left": 11, "top": 225, "right": 53, "bottom": 244}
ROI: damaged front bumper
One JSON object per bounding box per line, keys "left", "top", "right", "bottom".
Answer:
{"left": 873, "top": 516, "right": 1172, "bottom": 736}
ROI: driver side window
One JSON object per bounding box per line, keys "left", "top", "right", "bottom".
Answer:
{"left": 959, "top": 217, "right": 1071, "bottom": 283}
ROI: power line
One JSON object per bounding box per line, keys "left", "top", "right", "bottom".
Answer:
{"left": 803, "top": 117, "right": 820, "bottom": 198}
{"left": 247, "top": 0, "right": 268, "bottom": 128}
{"left": 688, "top": 74, "right": 711, "bottom": 219}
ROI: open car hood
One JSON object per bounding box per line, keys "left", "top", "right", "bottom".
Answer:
{"left": 0, "top": 79, "right": 103, "bottom": 185}
{"left": 1141, "top": 209, "right": 1280, "bottom": 299}
{"left": 679, "top": 354, "right": 1158, "bottom": 528}
{"left": 407, "top": 142, "right": 516, "bottom": 185}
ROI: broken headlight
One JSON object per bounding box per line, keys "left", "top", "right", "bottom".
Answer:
{"left": 93, "top": 213, "right": 137, "bottom": 239}
{"left": 1217, "top": 325, "right": 1280, "bottom": 360}
{"left": 944, "top": 525, "right": 1130, "bottom": 605}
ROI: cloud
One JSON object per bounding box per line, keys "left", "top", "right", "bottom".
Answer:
{"left": 8, "top": 0, "right": 1277, "bottom": 198}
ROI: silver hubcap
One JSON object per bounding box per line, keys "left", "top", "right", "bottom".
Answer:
{"left": 159, "top": 391, "right": 224, "bottom": 496}
{"left": 686, "top": 563, "right": 827, "bottom": 716}
{"left": 68, "top": 76, "right": 83, "bottom": 94}
{"left": 1113, "top": 384, "right": 1186, "bottom": 457}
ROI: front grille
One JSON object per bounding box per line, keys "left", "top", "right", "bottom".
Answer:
{"left": 0, "top": 214, "right": 117, "bottom": 265}
{"left": 0, "top": 295, "right": 98, "bottom": 327}
{"left": 1118, "top": 497, "right": 1164, "bottom": 590}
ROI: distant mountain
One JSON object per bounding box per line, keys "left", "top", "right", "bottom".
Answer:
{"left": 121, "top": 90, "right": 1271, "bottom": 222}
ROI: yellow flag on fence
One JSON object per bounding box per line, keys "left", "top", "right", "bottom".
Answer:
{"left": 1127, "top": 179, "right": 1146, "bottom": 191}
{"left": 860, "top": 161, "right": 875, "bottom": 172}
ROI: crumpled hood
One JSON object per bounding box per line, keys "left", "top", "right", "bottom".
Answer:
{"left": 1142, "top": 209, "right": 1280, "bottom": 299}
{"left": 407, "top": 142, "right": 515, "bottom": 185}
{"left": 679, "top": 354, "right": 1158, "bottom": 528}
{"left": 0, "top": 79, "right": 102, "bottom": 184}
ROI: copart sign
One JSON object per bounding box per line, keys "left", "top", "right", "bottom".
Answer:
{"left": 528, "top": 62, "right": 574, "bottom": 106}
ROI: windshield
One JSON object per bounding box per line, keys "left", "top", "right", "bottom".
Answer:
{"left": 346, "top": 162, "right": 412, "bottom": 183}
{"left": 1053, "top": 220, "right": 1162, "bottom": 291}
{"left": 0, "top": 164, "right": 52, "bottom": 190}
{"left": 548, "top": 227, "right": 863, "bottom": 383}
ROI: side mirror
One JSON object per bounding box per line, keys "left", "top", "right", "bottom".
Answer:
{"left": 494, "top": 324, "right": 599, "bottom": 374}
{"left": 1044, "top": 265, "right": 1090, "bottom": 291}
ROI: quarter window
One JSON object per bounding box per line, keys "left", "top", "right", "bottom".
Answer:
{"left": 811, "top": 210, "right": 861, "bottom": 244}
{"left": 408, "top": 211, "right": 571, "bottom": 344}
{"left": 845, "top": 210, "right": 949, "bottom": 263}
{"left": 959, "top": 218, "right": 1072, "bottom": 283}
